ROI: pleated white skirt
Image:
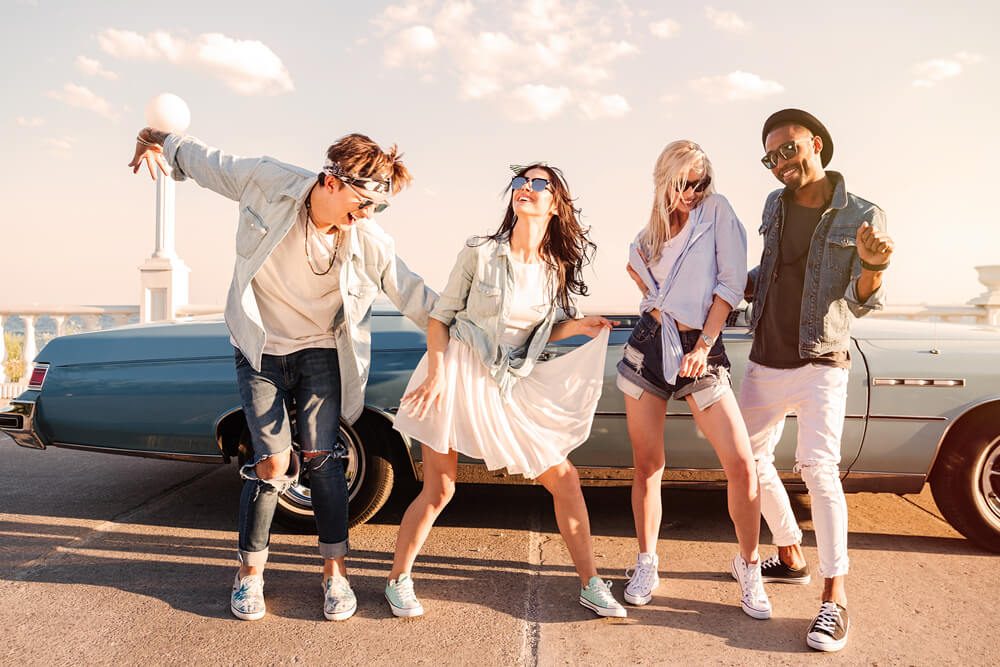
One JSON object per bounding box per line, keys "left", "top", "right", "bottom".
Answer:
{"left": 393, "top": 328, "right": 609, "bottom": 479}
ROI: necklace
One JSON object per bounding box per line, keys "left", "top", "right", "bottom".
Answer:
{"left": 303, "top": 197, "right": 340, "bottom": 276}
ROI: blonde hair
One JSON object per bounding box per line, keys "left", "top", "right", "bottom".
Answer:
{"left": 638, "top": 140, "right": 715, "bottom": 263}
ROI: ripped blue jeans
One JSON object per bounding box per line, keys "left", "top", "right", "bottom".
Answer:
{"left": 234, "top": 347, "right": 350, "bottom": 567}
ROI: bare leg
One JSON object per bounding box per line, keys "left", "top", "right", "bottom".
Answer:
{"left": 536, "top": 460, "right": 598, "bottom": 586}
{"left": 388, "top": 445, "right": 459, "bottom": 580}
{"left": 624, "top": 392, "right": 668, "bottom": 554}
{"left": 688, "top": 391, "right": 761, "bottom": 564}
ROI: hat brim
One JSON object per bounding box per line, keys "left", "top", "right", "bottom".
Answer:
{"left": 762, "top": 108, "right": 833, "bottom": 168}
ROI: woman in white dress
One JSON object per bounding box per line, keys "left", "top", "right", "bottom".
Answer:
{"left": 383, "top": 164, "right": 627, "bottom": 619}
{"left": 618, "top": 141, "right": 771, "bottom": 619}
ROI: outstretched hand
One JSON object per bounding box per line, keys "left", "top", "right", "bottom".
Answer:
{"left": 575, "top": 315, "right": 618, "bottom": 338}
{"left": 128, "top": 131, "right": 168, "bottom": 180}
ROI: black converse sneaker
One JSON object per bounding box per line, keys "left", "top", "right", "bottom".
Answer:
{"left": 759, "top": 554, "right": 811, "bottom": 584}
{"left": 806, "top": 601, "right": 850, "bottom": 652}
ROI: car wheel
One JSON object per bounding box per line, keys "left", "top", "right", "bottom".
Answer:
{"left": 930, "top": 419, "right": 1000, "bottom": 553}
{"left": 238, "top": 415, "right": 396, "bottom": 529}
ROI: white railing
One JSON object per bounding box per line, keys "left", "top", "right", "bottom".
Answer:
{"left": 0, "top": 304, "right": 222, "bottom": 387}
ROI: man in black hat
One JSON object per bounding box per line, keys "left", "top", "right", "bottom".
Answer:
{"left": 739, "top": 108, "right": 894, "bottom": 652}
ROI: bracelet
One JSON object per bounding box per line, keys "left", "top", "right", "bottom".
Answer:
{"left": 860, "top": 259, "right": 890, "bottom": 272}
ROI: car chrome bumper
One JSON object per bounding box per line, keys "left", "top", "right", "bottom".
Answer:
{"left": 0, "top": 400, "right": 46, "bottom": 450}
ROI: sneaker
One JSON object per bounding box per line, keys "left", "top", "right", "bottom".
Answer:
{"left": 385, "top": 573, "right": 424, "bottom": 618}
{"left": 730, "top": 555, "right": 772, "bottom": 620}
{"left": 806, "top": 601, "right": 850, "bottom": 652}
{"left": 579, "top": 576, "right": 627, "bottom": 618}
{"left": 623, "top": 552, "right": 660, "bottom": 606}
{"left": 230, "top": 573, "right": 265, "bottom": 621}
{"left": 759, "top": 554, "right": 811, "bottom": 584}
{"left": 323, "top": 576, "right": 358, "bottom": 621}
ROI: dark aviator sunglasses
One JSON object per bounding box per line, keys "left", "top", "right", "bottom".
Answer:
{"left": 511, "top": 176, "right": 552, "bottom": 192}
{"left": 760, "top": 137, "right": 814, "bottom": 170}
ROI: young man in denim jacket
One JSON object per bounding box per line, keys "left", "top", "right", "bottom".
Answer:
{"left": 129, "top": 128, "right": 436, "bottom": 622}
{"left": 740, "top": 109, "right": 894, "bottom": 652}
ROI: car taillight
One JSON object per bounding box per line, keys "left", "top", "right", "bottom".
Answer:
{"left": 27, "top": 364, "right": 48, "bottom": 390}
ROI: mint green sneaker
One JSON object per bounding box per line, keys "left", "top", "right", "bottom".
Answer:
{"left": 580, "top": 576, "right": 627, "bottom": 618}
{"left": 323, "top": 576, "right": 357, "bottom": 621}
{"left": 385, "top": 573, "right": 424, "bottom": 618}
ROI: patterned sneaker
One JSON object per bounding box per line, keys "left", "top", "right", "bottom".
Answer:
{"left": 806, "top": 602, "right": 850, "bottom": 652}
{"left": 760, "top": 554, "right": 811, "bottom": 584}
{"left": 730, "top": 555, "right": 772, "bottom": 620}
{"left": 579, "top": 576, "right": 627, "bottom": 618}
{"left": 385, "top": 573, "right": 424, "bottom": 618}
{"left": 230, "top": 573, "right": 265, "bottom": 621}
{"left": 323, "top": 576, "right": 358, "bottom": 621}
{"left": 623, "top": 552, "right": 660, "bottom": 606}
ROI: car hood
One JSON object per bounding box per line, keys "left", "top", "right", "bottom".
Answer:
{"left": 852, "top": 318, "right": 1000, "bottom": 341}
{"left": 37, "top": 319, "right": 232, "bottom": 366}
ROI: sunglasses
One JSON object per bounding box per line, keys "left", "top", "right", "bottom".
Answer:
{"left": 511, "top": 176, "right": 552, "bottom": 192}
{"left": 760, "top": 138, "right": 814, "bottom": 169}
{"left": 677, "top": 176, "right": 712, "bottom": 194}
{"left": 344, "top": 181, "right": 389, "bottom": 213}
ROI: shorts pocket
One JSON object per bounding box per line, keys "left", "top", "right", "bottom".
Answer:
{"left": 629, "top": 317, "right": 657, "bottom": 344}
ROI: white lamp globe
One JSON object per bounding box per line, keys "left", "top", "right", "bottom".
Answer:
{"left": 144, "top": 93, "right": 191, "bottom": 134}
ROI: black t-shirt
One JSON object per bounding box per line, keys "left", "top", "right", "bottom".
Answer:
{"left": 750, "top": 198, "right": 850, "bottom": 369}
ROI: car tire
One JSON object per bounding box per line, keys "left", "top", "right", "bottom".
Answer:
{"left": 237, "top": 414, "right": 396, "bottom": 529}
{"left": 930, "top": 417, "right": 1000, "bottom": 553}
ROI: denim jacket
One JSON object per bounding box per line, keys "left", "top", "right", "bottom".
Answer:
{"left": 633, "top": 193, "right": 747, "bottom": 384}
{"left": 162, "top": 134, "right": 437, "bottom": 424}
{"left": 747, "top": 171, "right": 886, "bottom": 358}
{"left": 429, "top": 236, "right": 574, "bottom": 394}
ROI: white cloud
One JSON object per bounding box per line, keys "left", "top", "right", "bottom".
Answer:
{"left": 16, "top": 116, "right": 45, "bottom": 128}
{"left": 508, "top": 84, "right": 572, "bottom": 122}
{"left": 690, "top": 71, "right": 783, "bottom": 101}
{"left": 46, "top": 83, "right": 120, "bottom": 120}
{"left": 579, "top": 93, "right": 631, "bottom": 119}
{"left": 75, "top": 55, "right": 118, "bottom": 80}
{"left": 374, "top": 0, "right": 431, "bottom": 30}
{"left": 705, "top": 7, "right": 751, "bottom": 33}
{"left": 649, "top": 19, "right": 680, "bottom": 39}
{"left": 45, "top": 137, "right": 74, "bottom": 151}
{"left": 98, "top": 29, "right": 294, "bottom": 96}
{"left": 385, "top": 25, "right": 440, "bottom": 67}
{"left": 912, "top": 52, "right": 984, "bottom": 87}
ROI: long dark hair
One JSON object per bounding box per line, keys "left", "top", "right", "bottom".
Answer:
{"left": 474, "top": 163, "right": 596, "bottom": 315}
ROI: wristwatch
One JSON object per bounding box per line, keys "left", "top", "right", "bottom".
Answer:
{"left": 700, "top": 333, "right": 715, "bottom": 347}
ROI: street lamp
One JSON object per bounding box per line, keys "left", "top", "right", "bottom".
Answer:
{"left": 139, "top": 93, "right": 191, "bottom": 322}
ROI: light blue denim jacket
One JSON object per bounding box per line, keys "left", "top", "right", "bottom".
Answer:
{"left": 747, "top": 171, "right": 886, "bottom": 358}
{"left": 632, "top": 193, "right": 748, "bottom": 384}
{"left": 162, "top": 134, "right": 437, "bottom": 423}
{"left": 429, "top": 236, "right": 574, "bottom": 394}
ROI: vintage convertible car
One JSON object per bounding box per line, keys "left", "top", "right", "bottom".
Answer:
{"left": 2, "top": 307, "right": 999, "bottom": 552}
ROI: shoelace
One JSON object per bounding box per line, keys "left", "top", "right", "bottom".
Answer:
{"left": 625, "top": 562, "right": 657, "bottom": 592}
{"left": 741, "top": 562, "right": 766, "bottom": 604}
{"left": 395, "top": 578, "right": 419, "bottom": 606}
{"left": 812, "top": 602, "right": 841, "bottom": 634}
{"left": 760, "top": 555, "right": 782, "bottom": 571}
{"left": 590, "top": 580, "right": 619, "bottom": 606}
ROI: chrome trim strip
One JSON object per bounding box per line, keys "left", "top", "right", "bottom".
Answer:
{"left": 841, "top": 472, "right": 926, "bottom": 494}
{"left": 595, "top": 412, "right": 867, "bottom": 420}
{"left": 867, "top": 415, "right": 948, "bottom": 422}
{"left": 872, "top": 378, "right": 966, "bottom": 387}
{"left": 0, "top": 400, "right": 45, "bottom": 450}
{"left": 432, "top": 464, "right": 823, "bottom": 487}
{"left": 50, "top": 441, "right": 225, "bottom": 463}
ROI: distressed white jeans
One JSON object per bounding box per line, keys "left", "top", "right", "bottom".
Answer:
{"left": 738, "top": 361, "right": 851, "bottom": 578}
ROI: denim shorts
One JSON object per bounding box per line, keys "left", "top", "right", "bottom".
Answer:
{"left": 616, "top": 312, "right": 732, "bottom": 409}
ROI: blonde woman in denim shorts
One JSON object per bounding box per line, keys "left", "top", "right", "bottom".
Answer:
{"left": 383, "top": 164, "right": 627, "bottom": 620}
{"left": 619, "top": 141, "right": 771, "bottom": 619}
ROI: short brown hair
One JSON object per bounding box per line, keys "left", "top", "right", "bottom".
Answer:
{"left": 320, "top": 133, "right": 412, "bottom": 194}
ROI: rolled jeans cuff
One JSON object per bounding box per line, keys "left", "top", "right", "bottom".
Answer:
{"left": 238, "top": 547, "right": 269, "bottom": 568}
{"left": 319, "top": 539, "right": 349, "bottom": 560}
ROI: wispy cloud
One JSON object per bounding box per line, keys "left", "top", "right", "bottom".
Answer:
{"left": 16, "top": 116, "right": 45, "bottom": 128}
{"left": 46, "top": 83, "right": 120, "bottom": 120}
{"left": 649, "top": 19, "right": 680, "bottom": 39}
{"left": 374, "top": 0, "right": 638, "bottom": 122}
{"left": 98, "top": 29, "right": 294, "bottom": 96}
{"left": 690, "top": 71, "right": 783, "bottom": 101}
{"left": 705, "top": 7, "right": 751, "bottom": 34}
{"left": 44, "top": 137, "right": 74, "bottom": 151}
{"left": 579, "top": 93, "right": 631, "bottom": 119}
{"left": 912, "top": 51, "right": 984, "bottom": 87}
{"left": 75, "top": 55, "right": 118, "bottom": 80}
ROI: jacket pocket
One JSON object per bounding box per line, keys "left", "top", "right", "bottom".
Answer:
{"left": 347, "top": 282, "right": 379, "bottom": 322}
{"left": 467, "top": 281, "right": 501, "bottom": 319}
{"left": 236, "top": 206, "right": 269, "bottom": 258}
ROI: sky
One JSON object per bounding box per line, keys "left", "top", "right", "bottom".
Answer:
{"left": 3, "top": 0, "right": 999, "bottom": 312}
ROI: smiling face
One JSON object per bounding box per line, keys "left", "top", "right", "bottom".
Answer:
{"left": 764, "top": 123, "right": 824, "bottom": 191}
{"left": 669, "top": 165, "right": 710, "bottom": 215}
{"left": 511, "top": 167, "right": 558, "bottom": 220}
{"left": 311, "top": 176, "right": 385, "bottom": 230}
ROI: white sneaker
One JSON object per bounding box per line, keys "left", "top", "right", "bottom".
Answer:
{"left": 731, "top": 555, "right": 772, "bottom": 620}
{"left": 230, "top": 573, "right": 265, "bottom": 621}
{"left": 623, "top": 552, "right": 660, "bottom": 606}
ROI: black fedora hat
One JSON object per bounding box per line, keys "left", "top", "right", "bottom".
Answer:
{"left": 762, "top": 108, "right": 833, "bottom": 167}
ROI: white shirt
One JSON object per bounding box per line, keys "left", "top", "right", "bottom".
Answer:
{"left": 251, "top": 212, "right": 344, "bottom": 355}
{"left": 649, "top": 221, "right": 694, "bottom": 286}
{"left": 500, "top": 259, "right": 550, "bottom": 347}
